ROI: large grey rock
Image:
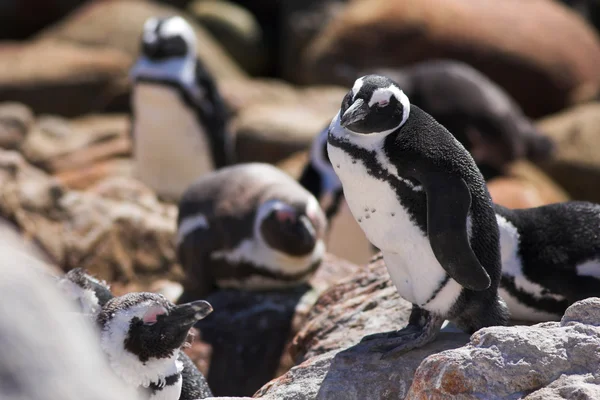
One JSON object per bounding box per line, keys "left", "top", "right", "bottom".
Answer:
{"left": 406, "top": 298, "right": 600, "bottom": 399}
{"left": 524, "top": 373, "right": 600, "bottom": 400}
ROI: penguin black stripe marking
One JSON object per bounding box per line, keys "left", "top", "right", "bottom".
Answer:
{"left": 327, "top": 74, "right": 509, "bottom": 356}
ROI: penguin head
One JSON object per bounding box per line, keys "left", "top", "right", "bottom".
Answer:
{"left": 98, "top": 293, "right": 212, "bottom": 366}
{"left": 57, "top": 268, "right": 113, "bottom": 315}
{"left": 140, "top": 16, "right": 196, "bottom": 61}
{"left": 256, "top": 195, "right": 326, "bottom": 258}
{"left": 339, "top": 75, "right": 411, "bottom": 135}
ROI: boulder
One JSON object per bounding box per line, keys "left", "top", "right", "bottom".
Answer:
{"left": 535, "top": 102, "right": 600, "bottom": 203}
{"left": 223, "top": 79, "right": 345, "bottom": 164}
{"left": 303, "top": 0, "right": 600, "bottom": 117}
{"left": 21, "top": 114, "right": 131, "bottom": 174}
{"left": 406, "top": 298, "right": 600, "bottom": 399}
{"left": 187, "top": 0, "right": 268, "bottom": 75}
{"left": 488, "top": 160, "right": 570, "bottom": 209}
{"left": 36, "top": 0, "right": 246, "bottom": 81}
{"left": 0, "top": 102, "right": 34, "bottom": 150}
{"left": 0, "top": 150, "right": 181, "bottom": 284}
{"left": 0, "top": 41, "right": 131, "bottom": 117}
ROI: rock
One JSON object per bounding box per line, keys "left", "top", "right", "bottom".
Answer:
{"left": 0, "top": 150, "right": 181, "bottom": 284}
{"left": 21, "top": 114, "right": 131, "bottom": 174}
{"left": 406, "top": 298, "right": 600, "bottom": 399}
{"left": 303, "top": 0, "right": 600, "bottom": 117}
{"left": 55, "top": 158, "right": 134, "bottom": 191}
{"left": 0, "top": 41, "right": 131, "bottom": 117}
{"left": 535, "top": 102, "right": 600, "bottom": 203}
{"left": 278, "top": 0, "right": 348, "bottom": 83}
{"left": 187, "top": 0, "right": 268, "bottom": 75}
{"left": 291, "top": 258, "right": 411, "bottom": 363}
{"left": 228, "top": 80, "right": 346, "bottom": 164}
{"left": 195, "top": 253, "right": 361, "bottom": 397}
{"left": 524, "top": 373, "right": 600, "bottom": 400}
{"left": 36, "top": 0, "right": 246, "bottom": 81}
{"left": 0, "top": 215, "right": 57, "bottom": 271}
{"left": 0, "top": 102, "right": 34, "bottom": 149}
{"left": 276, "top": 150, "right": 310, "bottom": 179}
{"left": 488, "top": 161, "right": 570, "bottom": 209}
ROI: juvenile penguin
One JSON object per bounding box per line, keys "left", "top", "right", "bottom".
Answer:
{"left": 130, "top": 15, "right": 233, "bottom": 201}
{"left": 361, "top": 60, "right": 554, "bottom": 179}
{"left": 494, "top": 202, "right": 600, "bottom": 321}
{"left": 176, "top": 163, "right": 327, "bottom": 303}
{"left": 327, "top": 74, "right": 509, "bottom": 355}
{"left": 98, "top": 292, "right": 214, "bottom": 400}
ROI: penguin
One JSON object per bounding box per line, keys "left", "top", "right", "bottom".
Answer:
{"left": 494, "top": 202, "right": 600, "bottom": 321}
{"left": 298, "top": 125, "right": 344, "bottom": 220}
{"left": 359, "top": 60, "right": 555, "bottom": 179}
{"left": 97, "top": 292, "right": 214, "bottom": 400}
{"left": 326, "top": 74, "right": 509, "bottom": 356}
{"left": 176, "top": 163, "right": 327, "bottom": 303}
{"left": 57, "top": 268, "right": 113, "bottom": 316}
{"left": 130, "top": 15, "right": 233, "bottom": 201}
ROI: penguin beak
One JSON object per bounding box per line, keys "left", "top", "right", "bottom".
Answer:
{"left": 142, "top": 38, "right": 161, "bottom": 59}
{"left": 341, "top": 98, "right": 369, "bottom": 128}
{"left": 164, "top": 300, "right": 213, "bottom": 327}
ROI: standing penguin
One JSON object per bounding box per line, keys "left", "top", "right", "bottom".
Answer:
{"left": 360, "top": 60, "right": 554, "bottom": 179}
{"left": 98, "top": 292, "right": 214, "bottom": 400}
{"left": 176, "top": 163, "right": 327, "bottom": 302}
{"left": 130, "top": 16, "right": 233, "bottom": 201}
{"left": 327, "top": 74, "right": 509, "bottom": 355}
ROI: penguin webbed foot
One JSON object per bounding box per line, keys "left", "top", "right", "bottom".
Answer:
{"left": 362, "top": 305, "right": 444, "bottom": 359}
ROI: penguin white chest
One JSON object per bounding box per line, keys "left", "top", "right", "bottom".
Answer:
{"left": 327, "top": 144, "right": 462, "bottom": 314}
{"left": 132, "top": 83, "right": 215, "bottom": 200}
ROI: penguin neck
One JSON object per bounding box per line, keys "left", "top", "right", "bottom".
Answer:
{"left": 131, "top": 55, "right": 201, "bottom": 101}
{"left": 310, "top": 129, "right": 342, "bottom": 196}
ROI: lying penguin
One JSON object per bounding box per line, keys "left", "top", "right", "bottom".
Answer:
{"left": 130, "top": 15, "right": 233, "bottom": 201}
{"left": 360, "top": 60, "right": 554, "bottom": 179}
{"left": 327, "top": 75, "right": 600, "bottom": 353}
{"left": 176, "top": 163, "right": 327, "bottom": 302}
{"left": 57, "top": 269, "right": 214, "bottom": 400}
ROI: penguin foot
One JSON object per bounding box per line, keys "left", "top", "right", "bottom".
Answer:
{"left": 360, "top": 324, "right": 421, "bottom": 343}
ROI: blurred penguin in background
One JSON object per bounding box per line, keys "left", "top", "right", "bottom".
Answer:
{"left": 130, "top": 16, "right": 233, "bottom": 202}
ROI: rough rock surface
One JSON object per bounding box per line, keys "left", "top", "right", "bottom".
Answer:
{"left": 303, "top": 0, "right": 600, "bottom": 117}
{"left": 0, "top": 40, "right": 131, "bottom": 117}
{"left": 0, "top": 150, "right": 180, "bottom": 283}
{"left": 36, "top": 0, "right": 246, "bottom": 81}
{"left": 536, "top": 102, "right": 600, "bottom": 203}
{"left": 488, "top": 160, "right": 570, "bottom": 209}
{"left": 55, "top": 158, "right": 134, "bottom": 191}
{"left": 21, "top": 114, "right": 130, "bottom": 173}
{"left": 195, "top": 253, "right": 362, "bottom": 397}
{"left": 222, "top": 79, "right": 345, "bottom": 164}
{"left": 0, "top": 102, "right": 34, "bottom": 150}
{"left": 406, "top": 298, "right": 600, "bottom": 399}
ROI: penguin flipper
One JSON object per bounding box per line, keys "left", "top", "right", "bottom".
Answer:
{"left": 421, "top": 172, "right": 491, "bottom": 291}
